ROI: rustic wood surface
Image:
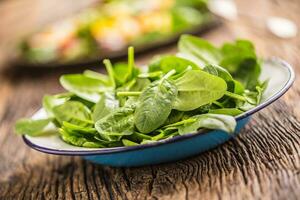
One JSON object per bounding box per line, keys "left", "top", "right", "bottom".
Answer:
{"left": 0, "top": 0, "right": 300, "bottom": 199}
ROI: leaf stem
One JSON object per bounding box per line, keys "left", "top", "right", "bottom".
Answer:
{"left": 212, "top": 101, "right": 223, "bottom": 108}
{"left": 164, "top": 118, "right": 197, "bottom": 128}
{"left": 103, "top": 59, "right": 116, "bottom": 88}
{"left": 128, "top": 46, "right": 134, "bottom": 80}
{"left": 224, "top": 91, "right": 246, "bottom": 101}
{"left": 117, "top": 91, "right": 142, "bottom": 97}
{"left": 171, "top": 65, "right": 193, "bottom": 80}
{"left": 162, "top": 69, "right": 176, "bottom": 80}
{"left": 138, "top": 71, "right": 163, "bottom": 78}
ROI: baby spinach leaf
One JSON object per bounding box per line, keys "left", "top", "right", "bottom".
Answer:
{"left": 126, "top": 132, "right": 152, "bottom": 143}
{"left": 149, "top": 55, "right": 199, "bottom": 74}
{"left": 92, "top": 93, "right": 119, "bottom": 122}
{"left": 122, "top": 139, "right": 138, "bottom": 146}
{"left": 220, "top": 40, "right": 261, "bottom": 90}
{"left": 59, "top": 128, "right": 105, "bottom": 148}
{"left": 134, "top": 77, "right": 178, "bottom": 133}
{"left": 163, "top": 110, "right": 185, "bottom": 126}
{"left": 62, "top": 121, "right": 97, "bottom": 136}
{"left": 60, "top": 74, "right": 111, "bottom": 103}
{"left": 203, "top": 64, "right": 233, "bottom": 82}
{"left": 53, "top": 101, "right": 93, "bottom": 127}
{"left": 178, "top": 34, "right": 222, "bottom": 66}
{"left": 176, "top": 114, "right": 236, "bottom": 135}
{"left": 83, "top": 70, "right": 110, "bottom": 83}
{"left": 42, "top": 93, "right": 72, "bottom": 117}
{"left": 95, "top": 105, "right": 136, "bottom": 140}
{"left": 15, "top": 118, "right": 54, "bottom": 136}
{"left": 174, "top": 70, "right": 227, "bottom": 111}
{"left": 113, "top": 63, "right": 131, "bottom": 85}
{"left": 130, "top": 78, "right": 151, "bottom": 92}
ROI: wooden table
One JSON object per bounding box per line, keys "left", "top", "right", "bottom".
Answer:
{"left": 0, "top": 0, "right": 299, "bottom": 199}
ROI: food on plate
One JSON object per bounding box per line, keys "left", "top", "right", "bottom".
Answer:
{"left": 15, "top": 35, "right": 267, "bottom": 148}
{"left": 19, "top": 0, "right": 212, "bottom": 64}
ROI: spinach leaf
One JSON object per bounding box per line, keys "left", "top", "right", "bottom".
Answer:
{"left": 83, "top": 70, "right": 109, "bottom": 83}
{"left": 172, "top": 114, "right": 236, "bottom": 135}
{"left": 52, "top": 101, "right": 93, "bottom": 127}
{"left": 220, "top": 40, "right": 261, "bottom": 90}
{"left": 134, "top": 73, "right": 178, "bottom": 133}
{"left": 125, "top": 132, "right": 152, "bottom": 143}
{"left": 178, "top": 34, "right": 222, "bottom": 66}
{"left": 62, "top": 121, "right": 97, "bottom": 136}
{"left": 203, "top": 64, "right": 233, "bottom": 82}
{"left": 92, "top": 93, "right": 119, "bottom": 122}
{"left": 122, "top": 139, "right": 138, "bottom": 146}
{"left": 15, "top": 118, "right": 54, "bottom": 136}
{"left": 42, "top": 93, "right": 72, "bottom": 117}
{"left": 95, "top": 105, "right": 136, "bottom": 141}
{"left": 174, "top": 70, "right": 227, "bottom": 111}
{"left": 149, "top": 55, "right": 199, "bottom": 74}
{"left": 59, "top": 128, "right": 105, "bottom": 148}
{"left": 130, "top": 78, "right": 151, "bottom": 92}
{"left": 60, "top": 74, "right": 111, "bottom": 103}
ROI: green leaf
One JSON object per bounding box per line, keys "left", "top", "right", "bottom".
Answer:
{"left": 62, "top": 121, "right": 97, "bottom": 136}
{"left": 174, "top": 70, "right": 227, "bottom": 111}
{"left": 52, "top": 101, "right": 93, "bottom": 127}
{"left": 178, "top": 35, "right": 222, "bottom": 66}
{"left": 149, "top": 55, "right": 199, "bottom": 74}
{"left": 15, "top": 118, "right": 54, "bottom": 136}
{"left": 95, "top": 105, "right": 136, "bottom": 141}
{"left": 203, "top": 64, "right": 233, "bottom": 82}
{"left": 122, "top": 139, "right": 138, "bottom": 146}
{"left": 176, "top": 114, "right": 236, "bottom": 135}
{"left": 126, "top": 132, "right": 152, "bottom": 143}
{"left": 130, "top": 78, "right": 151, "bottom": 92}
{"left": 220, "top": 40, "right": 261, "bottom": 90}
{"left": 92, "top": 93, "right": 119, "bottom": 122}
{"left": 134, "top": 77, "right": 178, "bottom": 133}
{"left": 60, "top": 74, "right": 111, "bottom": 103}
{"left": 42, "top": 93, "right": 72, "bottom": 117}
{"left": 83, "top": 70, "right": 109, "bottom": 83}
{"left": 59, "top": 128, "right": 105, "bottom": 148}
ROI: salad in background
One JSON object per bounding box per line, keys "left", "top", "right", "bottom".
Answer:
{"left": 19, "top": 0, "right": 214, "bottom": 66}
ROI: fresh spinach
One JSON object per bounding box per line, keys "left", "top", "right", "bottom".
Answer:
{"left": 15, "top": 118, "right": 54, "bottom": 136}
{"left": 174, "top": 70, "right": 227, "bottom": 111}
{"left": 16, "top": 36, "right": 266, "bottom": 149}
{"left": 134, "top": 71, "right": 178, "bottom": 133}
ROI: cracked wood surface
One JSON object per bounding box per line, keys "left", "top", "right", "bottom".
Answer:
{"left": 0, "top": 0, "right": 300, "bottom": 199}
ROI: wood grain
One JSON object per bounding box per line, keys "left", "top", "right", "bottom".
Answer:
{"left": 0, "top": 0, "right": 300, "bottom": 199}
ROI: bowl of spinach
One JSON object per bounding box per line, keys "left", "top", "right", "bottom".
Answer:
{"left": 16, "top": 35, "right": 295, "bottom": 167}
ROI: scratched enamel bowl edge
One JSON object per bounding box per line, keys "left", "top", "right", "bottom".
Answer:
{"left": 23, "top": 57, "right": 295, "bottom": 167}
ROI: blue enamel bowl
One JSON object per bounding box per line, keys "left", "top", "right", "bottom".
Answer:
{"left": 23, "top": 58, "right": 295, "bottom": 167}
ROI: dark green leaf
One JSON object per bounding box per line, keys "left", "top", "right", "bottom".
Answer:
{"left": 134, "top": 78, "right": 178, "bottom": 133}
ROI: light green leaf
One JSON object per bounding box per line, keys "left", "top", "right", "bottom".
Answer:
{"left": 174, "top": 70, "right": 227, "bottom": 111}
{"left": 53, "top": 101, "right": 93, "bottom": 127}
{"left": 15, "top": 118, "right": 54, "bottom": 136}
{"left": 177, "top": 114, "right": 237, "bottom": 135}
{"left": 92, "top": 93, "right": 119, "bottom": 122}
{"left": 134, "top": 78, "right": 178, "bottom": 133}
{"left": 60, "top": 74, "right": 111, "bottom": 103}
